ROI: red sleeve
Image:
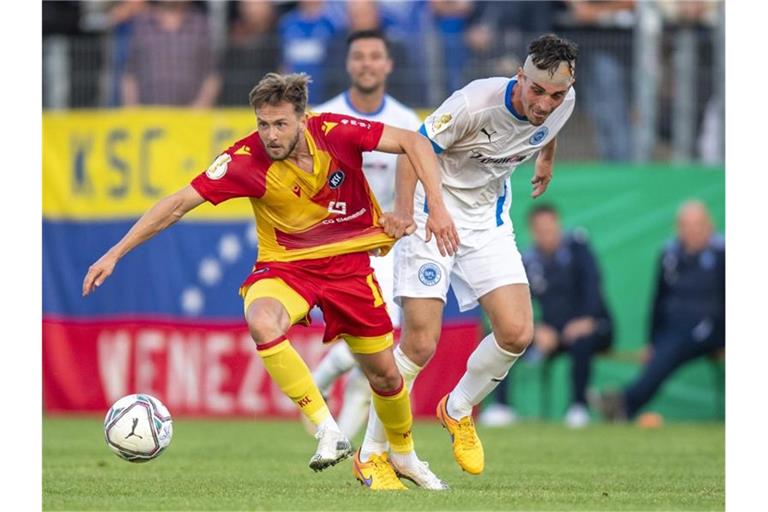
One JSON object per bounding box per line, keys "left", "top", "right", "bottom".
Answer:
{"left": 314, "top": 112, "right": 385, "bottom": 155}
{"left": 190, "top": 136, "right": 267, "bottom": 205}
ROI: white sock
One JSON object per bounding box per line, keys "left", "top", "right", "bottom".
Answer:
{"left": 389, "top": 450, "right": 420, "bottom": 468}
{"left": 312, "top": 342, "right": 357, "bottom": 395}
{"left": 447, "top": 333, "right": 524, "bottom": 419}
{"left": 317, "top": 414, "right": 342, "bottom": 434}
{"left": 393, "top": 344, "right": 423, "bottom": 391}
{"left": 359, "top": 345, "right": 423, "bottom": 461}
{"left": 336, "top": 366, "right": 371, "bottom": 440}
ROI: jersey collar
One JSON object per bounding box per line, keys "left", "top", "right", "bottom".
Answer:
{"left": 505, "top": 79, "right": 528, "bottom": 122}
{"left": 344, "top": 90, "right": 386, "bottom": 117}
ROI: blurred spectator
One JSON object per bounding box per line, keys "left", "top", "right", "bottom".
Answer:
{"left": 278, "top": 0, "right": 346, "bottom": 104}
{"left": 463, "top": 0, "right": 557, "bottom": 82}
{"left": 656, "top": 1, "right": 722, "bottom": 163}
{"left": 43, "top": 0, "right": 94, "bottom": 108}
{"left": 322, "top": 0, "right": 380, "bottom": 101}
{"left": 593, "top": 200, "right": 725, "bottom": 422}
{"left": 100, "top": 1, "right": 149, "bottom": 107}
{"left": 43, "top": 0, "right": 83, "bottom": 36}
{"left": 376, "top": 0, "right": 431, "bottom": 105}
{"left": 347, "top": 0, "right": 379, "bottom": 31}
{"left": 122, "top": 1, "right": 221, "bottom": 107}
{"left": 322, "top": 0, "right": 415, "bottom": 103}
{"left": 557, "top": 0, "right": 635, "bottom": 161}
{"left": 220, "top": 0, "right": 280, "bottom": 106}
{"left": 480, "top": 204, "right": 613, "bottom": 428}
{"left": 428, "top": 0, "right": 478, "bottom": 95}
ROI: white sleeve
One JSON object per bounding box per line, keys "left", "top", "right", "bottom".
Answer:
{"left": 420, "top": 89, "right": 474, "bottom": 152}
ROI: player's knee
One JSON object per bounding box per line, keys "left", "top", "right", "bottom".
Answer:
{"left": 247, "top": 308, "right": 284, "bottom": 345}
{"left": 495, "top": 318, "right": 534, "bottom": 354}
{"left": 367, "top": 365, "right": 403, "bottom": 394}
{"left": 401, "top": 330, "right": 439, "bottom": 367}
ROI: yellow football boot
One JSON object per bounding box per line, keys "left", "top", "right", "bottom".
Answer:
{"left": 352, "top": 450, "right": 408, "bottom": 490}
{"left": 436, "top": 394, "right": 484, "bottom": 475}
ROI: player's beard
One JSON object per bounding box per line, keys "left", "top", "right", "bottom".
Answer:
{"left": 352, "top": 79, "right": 384, "bottom": 95}
{"left": 267, "top": 130, "right": 301, "bottom": 161}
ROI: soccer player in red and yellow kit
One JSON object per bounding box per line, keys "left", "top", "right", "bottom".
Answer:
{"left": 83, "top": 73, "right": 458, "bottom": 490}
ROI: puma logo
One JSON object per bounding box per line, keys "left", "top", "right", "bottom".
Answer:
{"left": 480, "top": 127, "right": 497, "bottom": 143}
{"left": 124, "top": 417, "right": 143, "bottom": 440}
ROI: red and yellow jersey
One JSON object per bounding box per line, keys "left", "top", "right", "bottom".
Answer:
{"left": 191, "top": 112, "right": 394, "bottom": 262}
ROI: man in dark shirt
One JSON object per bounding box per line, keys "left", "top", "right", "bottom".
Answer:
{"left": 595, "top": 200, "right": 725, "bottom": 421}
{"left": 122, "top": 1, "right": 221, "bottom": 107}
{"left": 480, "top": 204, "right": 613, "bottom": 428}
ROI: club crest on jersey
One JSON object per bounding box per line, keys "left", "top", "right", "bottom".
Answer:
{"left": 418, "top": 262, "right": 442, "bottom": 286}
{"left": 206, "top": 153, "right": 231, "bottom": 180}
{"left": 328, "top": 170, "right": 345, "bottom": 189}
{"left": 529, "top": 126, "right": 549, "bottom": 146}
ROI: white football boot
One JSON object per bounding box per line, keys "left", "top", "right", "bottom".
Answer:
{"left": 308, "top": 426, "right": 353, "bottom": 471}
{"left": 390, "top": 455, "right": 449, "bottom": 490}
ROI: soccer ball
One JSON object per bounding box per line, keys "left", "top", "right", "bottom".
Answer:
{"left": 103, "top": 394, "right": 173, "bottom": 463}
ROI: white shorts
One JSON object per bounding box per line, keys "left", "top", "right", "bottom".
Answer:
{"left": 393, "top": 224, "right": 528, "bottom": 312}
{"left": 370, "top": 245, "right": 401, "bottom": 327}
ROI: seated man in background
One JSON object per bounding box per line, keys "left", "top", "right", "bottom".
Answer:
{"left": 593, "top": 200, "right": 725, "bottom": 422}
{"left": 480, "top": 203, "right": 613, "bottom": 428}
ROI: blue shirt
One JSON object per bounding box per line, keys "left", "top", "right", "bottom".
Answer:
{"left": 650, "top": 235, "right": 725, "bottom": 343}
{"left": 524, "top": 231, "right": 612, "bottom": 332}
{"left": 279, "top": 8, "right": 343, "bottom": 104}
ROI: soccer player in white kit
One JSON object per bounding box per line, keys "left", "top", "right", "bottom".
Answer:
{"left": 366, "top": 33, "right": 579, "bottom": 476}
{"left": 310, "top": 30, "right": 448, "bottom": 490}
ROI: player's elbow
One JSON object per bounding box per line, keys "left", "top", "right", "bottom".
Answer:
{"left": 412, "top": 131, "right": 434, "bottom": 155}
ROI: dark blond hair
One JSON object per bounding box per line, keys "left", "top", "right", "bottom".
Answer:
{"left": 248, "top": 73, "right": 311, "bottom": 114}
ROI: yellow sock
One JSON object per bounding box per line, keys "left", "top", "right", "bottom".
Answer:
{"left": 257, "top": 336, "right": 330, "bottom": 426}
{"left": 371, "top": 379, "right": 414, "bottom": 453}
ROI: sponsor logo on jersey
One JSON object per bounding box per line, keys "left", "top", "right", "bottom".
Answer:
{"left": 327, "top": 201, "right": 347, "bottom": 215}
{"left": 418, "top": 262, "right": 442, "bottom": 286}
{"left": 469, "top": 150, "right": 527, "bottom": 166}
{"left": 328, "top": 170, "right": 345, "bottom": 189}
{"left": 529, "top": 126, "right": 549, "bottom": 145}
{"left": 205, "top": 153, "right": 231, "bottom": 180}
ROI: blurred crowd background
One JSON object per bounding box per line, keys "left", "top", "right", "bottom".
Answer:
{"left": 42, "top": 1, "right": 725, "bottom": 424}
{"left": 42, "top": 0, "right": 724, "bottom": 163}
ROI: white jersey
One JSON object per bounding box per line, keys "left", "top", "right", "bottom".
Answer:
{"left": 315, "top": 91, "right": 421, "bottom": 211}
{"left": 417, "top": 77, "right": 576, "bottom": 229}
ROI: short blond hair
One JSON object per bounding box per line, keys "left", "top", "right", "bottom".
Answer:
{"left": 248, "top": 72, "right": 311, "bottom": 114}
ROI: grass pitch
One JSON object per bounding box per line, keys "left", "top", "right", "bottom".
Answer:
{"left": 43, "top": 417, "right": 723, "bottom": 511}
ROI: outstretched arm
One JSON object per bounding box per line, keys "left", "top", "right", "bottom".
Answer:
{"left": 532, "top": 137, "right": 557, "bottom": 198}
{"left": 82, "top": 185, "right": 205, "bottom": 296}
{"left": 375, "top": 125, "right": 459, "bottom": 256}
{"left": 378, "top": 154, "right": 419, "bottom": 239}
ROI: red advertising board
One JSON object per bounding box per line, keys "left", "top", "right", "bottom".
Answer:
{"left": 43, "top": 317, "right": 480, "bottom": 418}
